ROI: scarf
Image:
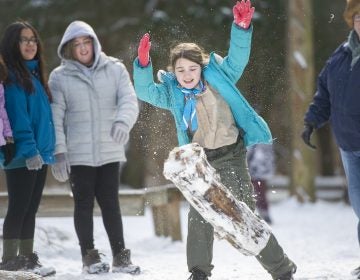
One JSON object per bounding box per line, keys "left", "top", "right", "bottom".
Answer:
{"left": 180, "top": 81, "right": 205, "bottom": 132}
{"left": 348, "top": 30, "right": 360, "bottom": 68}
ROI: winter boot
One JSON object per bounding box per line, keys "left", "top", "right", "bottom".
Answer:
{"left": 82, "top": 249, "right": 110, "bottom": 274}
{"left": 0, "top": 255, "right": 27, "bottom": 271}
{"left": 188, "top": 268, "right": 209, "bottom": 280}
{"left": 275, "top": 265, "right": 297, "bottom": 280}
{"left": 112, "top": 248, "right": 140, "bottom": 274}
{"left": 24, "top": 252, "right": 56, "bottom": 277}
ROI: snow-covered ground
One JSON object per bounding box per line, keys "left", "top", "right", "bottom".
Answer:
{"left": 0, "top": 198, "right": 358, "bottom": 280}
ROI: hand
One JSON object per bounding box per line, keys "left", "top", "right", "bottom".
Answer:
{"left": 51, "top": 153, "right": 70, "bottom": 182}
{"left": 301, "top": 123, "right": 316, "bottom": 149}
{"left": 233, "top": 0, "right": 255, "bottom": 29}
{"left": 138, "top": 33, "right": 151, "bottom": 67}
{"left": 1, "top": 142, "right": 15, "bottom": 166}
{"left": 26, "top": 154, "right": 44, "bottom": 170}
{"left": 110, "top": 122, "right": 129, "bottom": 145}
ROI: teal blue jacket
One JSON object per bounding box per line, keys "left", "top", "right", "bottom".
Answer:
{"left": 0, "top": 60, "right": 55, "bottom": 168}
{"left": 133, "top": 24, "right": 272, "bottom": 147}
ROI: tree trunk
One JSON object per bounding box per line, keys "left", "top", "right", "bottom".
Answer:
{"left": 287, "top": 0, "right": 316, "bottom": 202}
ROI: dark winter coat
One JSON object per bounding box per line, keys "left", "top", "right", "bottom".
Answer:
{"left": 304, "top": 40, "right": 360, "bottom": 151}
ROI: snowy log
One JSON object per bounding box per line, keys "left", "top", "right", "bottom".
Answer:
{"left": 163, "top": 143, "right": 271, "bottom": 256}
{"left": 0, "top": 270, "right": 43, "bottom": 279}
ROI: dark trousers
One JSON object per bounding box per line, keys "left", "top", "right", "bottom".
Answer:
{"left": 3, "top": 166, "right": 47, "bottom": 240}
{"left": 69, "top": 162, "right": 125, "bottom": 257}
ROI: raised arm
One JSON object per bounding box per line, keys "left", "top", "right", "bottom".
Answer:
{"left": 217, "top": 0, "right": 255, "bottom": 83}
{"left": 134, "top": 33, "right": 173, "bottom": 110}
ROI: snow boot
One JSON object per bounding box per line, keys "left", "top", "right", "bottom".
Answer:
{"left": 82, "top": 249, "right": 110, "bottom": 274}
{"left": 275, "top": 265, "right": 296, "bottom": 280}
{"left": 0, "top": 255, "right": 27, "bottom": 271}
{"left": 112, "top": 248, "right": 140, "bottom": 274}
{"left": 187, "top": 268, "right": 209, "bottom": 280}
{"left": 24, "top": 252, "right": 56, "bottom": 277}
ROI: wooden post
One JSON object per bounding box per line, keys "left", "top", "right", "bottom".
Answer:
{"left": 287, "top": 0, "right": 316, "bottom": 202}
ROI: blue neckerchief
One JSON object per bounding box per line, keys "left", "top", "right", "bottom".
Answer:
{"left": 180, "top": 81, "right": 205, "bottom": 132}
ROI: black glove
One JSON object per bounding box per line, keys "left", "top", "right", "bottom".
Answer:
{"left": 301, "top": 123, "right": 316, "bottom": 149}
{"left": 2, "top": 142, "right": 15, "bottom": 166}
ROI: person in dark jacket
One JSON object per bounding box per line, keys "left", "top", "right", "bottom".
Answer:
{"left": 0, "top": 21, "right": 56, "bottom": 276}
{"left": 302, "top": 0, "right": 360, "bottom": 277}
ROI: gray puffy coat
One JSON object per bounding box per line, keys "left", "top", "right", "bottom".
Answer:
{"left": 49, "top": 21, "right": 139, "bottom": 166}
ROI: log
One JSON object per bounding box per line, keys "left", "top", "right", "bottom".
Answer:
{"left": 0, "top": 270, "right": 43, "bottom": 279}
{"left": 163, "top": 143, "right": 271, "bottom": 256}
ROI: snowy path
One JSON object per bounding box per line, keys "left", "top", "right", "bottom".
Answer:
{"left": 1, "top": 198, "right": 358, "bottom": 280}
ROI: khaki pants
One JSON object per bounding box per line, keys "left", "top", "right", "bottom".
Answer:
{"left": 186, "top": 139, "right": 296, "bottom": 279}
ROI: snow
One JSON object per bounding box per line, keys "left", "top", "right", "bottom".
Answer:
{"left": 294, "top": 51, "right": 308, "bottom": 69}
{"left": 1, "top": 198, "right": 358, "bottom": 279}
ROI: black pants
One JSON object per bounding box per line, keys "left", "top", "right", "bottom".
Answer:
{"left": 69, "top": 162, "right": 125, "bottom": 257}
{"left": 3, "top": 166, "right": 47, "bottom": 240}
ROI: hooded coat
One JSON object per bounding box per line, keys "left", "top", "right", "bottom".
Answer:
{"left": 133, "top": 24, "right": 272, "bottom": 147}
{"left": 49, "top": 21, "right": 139, "bottom": 166}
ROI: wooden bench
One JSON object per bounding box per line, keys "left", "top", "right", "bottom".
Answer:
{"left": 0, "top": 184, "right": 183, "bottom": 241}
{"left": 267, "top": 175, "right": 348, "bottom": 202}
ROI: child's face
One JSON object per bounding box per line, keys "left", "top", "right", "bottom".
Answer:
{"left": 19, "top": 28, "right": 38, "bottom": 61}
{"left": 72, "top": 36, "right": 94, "bottom": 66}
{"left": 174, "top": 58, "right": 202, "bottom": 89}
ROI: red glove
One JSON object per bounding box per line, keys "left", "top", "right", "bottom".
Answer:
{"left": 233, "top": 0, "right": 255, "bottom": 29}
{"left": 138, "top": 33, "right": 151, "bottom": 67}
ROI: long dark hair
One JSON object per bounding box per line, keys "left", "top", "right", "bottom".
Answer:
{"left": 0, "top": 21, "right": 51, "bottom": 100}
{"left": 0, "top": 55, "right": 7, "bottom": 83}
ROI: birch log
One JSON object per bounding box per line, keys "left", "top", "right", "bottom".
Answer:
{"left": 163, "top": 143, "right": 271, "bottom": 256}
{"left": 0, "top": 270, "right": 43, "bottom": 280}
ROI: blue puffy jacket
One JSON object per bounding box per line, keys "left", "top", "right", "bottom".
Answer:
{"left": 0, "top": 60, "right": 55, "bottom": 168}
{"left": 304, "top": 41, "right": 360, "bottom": 151}
{"left": 133, "top": 24, "right": 272, "bottom": 147}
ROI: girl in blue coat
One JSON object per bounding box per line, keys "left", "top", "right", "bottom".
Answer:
{"left": 0, "top": 21, "right": 55, "bottom": 277}
{"left": 134, "top": 1, "right": 296, "bottom": 279}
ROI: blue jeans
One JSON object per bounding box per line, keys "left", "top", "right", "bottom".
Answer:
{"left": 340, "top": 149, "right": 360, "bottom": 244}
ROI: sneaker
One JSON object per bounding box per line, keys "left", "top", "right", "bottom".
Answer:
{"left": 112, "top": 248, "right": 140, "bottom": 274}
{"left": 188, "top": 268, "right": 209, "bottom": 280}
{"left": 276, "top": 266, "right": 297, "bottom": 280}
{"left": 24, "top": 252, "right": 56, "bottom": 277}
{"left": 0, "top": 255, "right": 27, "bottom": 271}
{"left": 82, "top": 249, "right": 110, "bottom": 274}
